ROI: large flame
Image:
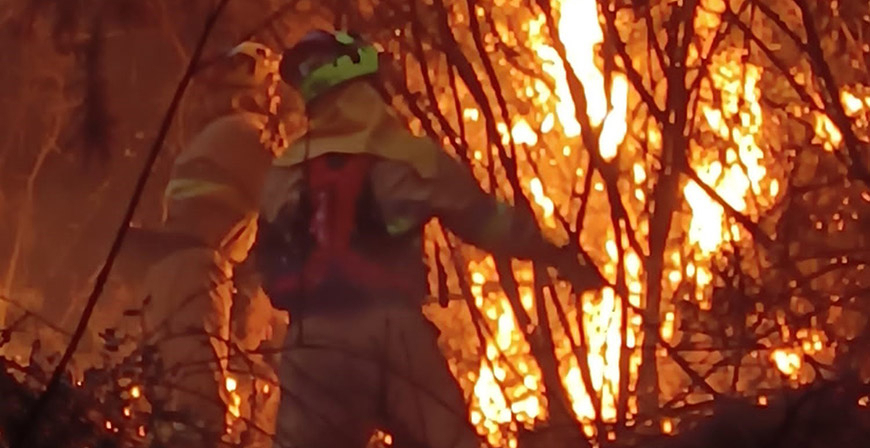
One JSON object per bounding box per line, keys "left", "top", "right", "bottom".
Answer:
{"left": 464, "top": 1, "right": 634, "bottom": 445}
{"left": 456, "top": 0, "right": 793, "bottom": 444}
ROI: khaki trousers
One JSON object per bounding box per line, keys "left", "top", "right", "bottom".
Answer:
{"left": 144, "top": 247, "right": 233, "bottom": 431}
{"left": 275, "top": 306, "right": 484, "bottom": 448}
{"left": 145, "top": 247, "right": 286, "bottom": 447}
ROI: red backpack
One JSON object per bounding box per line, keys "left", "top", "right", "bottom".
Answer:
{"left": 256, "top": 153, "right": 415, "bottom": 312}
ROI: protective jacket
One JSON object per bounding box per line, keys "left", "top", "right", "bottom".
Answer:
{"left": 256, "top": 80, "right": 553, "bottom": 316}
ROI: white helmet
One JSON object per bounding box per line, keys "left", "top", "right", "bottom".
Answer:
{"left": 221, "top": 41, "right": 278, "bottom": 88}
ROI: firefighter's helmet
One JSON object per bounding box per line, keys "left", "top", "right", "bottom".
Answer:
{"left": 222, "top": 41, "right": 278, "bottom": 88}
{"left": 279, "top": 30, "right": 379, "bottom": 103}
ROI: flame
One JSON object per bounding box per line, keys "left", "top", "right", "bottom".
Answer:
{"left": 465, "top": 257, "right": 543, "bottom": 447}
{"left": 526, "top": 1, "right": 628, "bottom": 148}
{"left": 814, "top": 114, "right": 843, "bottom": 151}
{"left": 682, "top": 54, "right": 777, "bottom": 310}
{"left": 462, "top": 1, "right": 636, "bottom": 443}
{"left": 599, "top": 74, "right": 629, "bottom": 161}
{"left": 225, "top": 376, "right": 242, "bottom": 420}
{"left": 529, "top": 177, "right": 556, "bottom": 227}
{"left": 130, "top": 385, "right": 141, "bottom": 399}
{"left": 813, "top": 88, "right": 870, "bottom": 150}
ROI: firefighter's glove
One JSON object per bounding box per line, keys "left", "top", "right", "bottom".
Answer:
{"left": 544, "top": 245, "right": 609, "bottom": 294}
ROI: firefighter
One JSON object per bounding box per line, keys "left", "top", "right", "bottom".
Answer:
{"left": 142, "top": 41, "right": 289, "bottom": 446}
{"left": 254, "top": 30, "right": 607, "bottom": 448}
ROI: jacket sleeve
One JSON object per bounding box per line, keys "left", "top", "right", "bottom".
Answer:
{"left": 163, "top": 113, "right": 272, "bottom": 253}
{"left": 425, "top": 150, "right": 556, "bottom": 261}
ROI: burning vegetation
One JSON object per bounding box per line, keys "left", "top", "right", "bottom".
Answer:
{"left": 2, "top": 0, "right": 870, "bottom": 447}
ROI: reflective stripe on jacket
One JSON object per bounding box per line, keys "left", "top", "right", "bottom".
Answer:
{"left": 165, "top": 111, "right": 274, "bottom": 262}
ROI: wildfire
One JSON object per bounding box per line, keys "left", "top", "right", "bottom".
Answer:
{"left": 461, "top": 1, "right": 636, "bottom": 444}
{"left": 453, "top": 0, "right": 811, "bottom": 443}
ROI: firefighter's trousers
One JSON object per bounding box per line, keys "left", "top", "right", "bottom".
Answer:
{"left": 230, "top": 284, "right": 287, "bottom": 448}
{"left": 144, "top": 247, "right": 233, "bottom": 432}
{"left": 144, "top": 247, "right": 285, "bottom": 446}
{"left": 275, "top": 305, "right": 485, "bottom": 448}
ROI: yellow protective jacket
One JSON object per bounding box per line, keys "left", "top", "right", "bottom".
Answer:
{"left": 258, "top": 81, "right": 552, "bottom": 306}
{"left": 164, "top": 111, "right": 275, "bottom": 263}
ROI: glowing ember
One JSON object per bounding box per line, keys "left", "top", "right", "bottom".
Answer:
{"left": 225, "top": 377, "right": 238, "bottom": 393}
{"left": 371, "top": 430, "right": 394, "bottom": 446}
{"left": 225, "top": 376, "right": 242, "bottom": 420}
{"left": 771, "top": 348, "right": 802, "bottom": 377}
{"left": 661, "top": 418, "right": 674, "bottom": 434}
{"left": 130, "top": 385, "right": 141, "bottom": 399}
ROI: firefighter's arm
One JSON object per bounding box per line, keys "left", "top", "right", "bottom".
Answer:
{"left": 231, "top": 254, "right": 289, "bottom": 351}
{"left": 427, "top": 151, "right": 606, "bottom": 292}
